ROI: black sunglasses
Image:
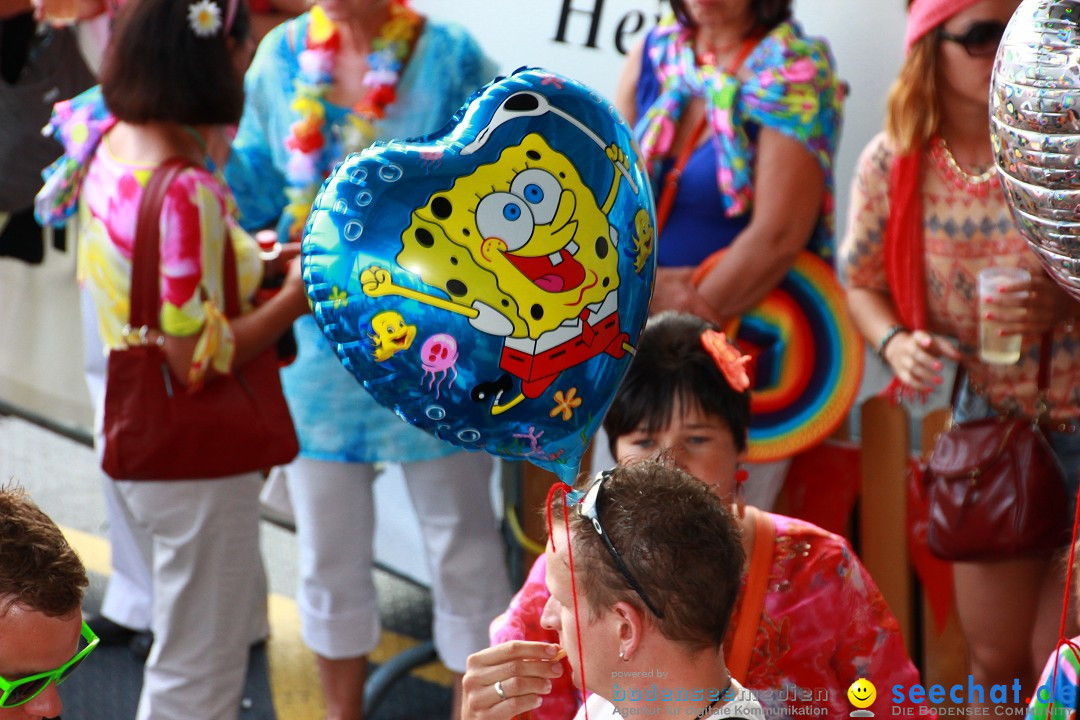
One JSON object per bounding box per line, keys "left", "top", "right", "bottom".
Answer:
{"left": 577, "top": 471, "right": 665, "bottom": 619}
{"left": 938, "top": 20, "right": 1007, "bottom": 57}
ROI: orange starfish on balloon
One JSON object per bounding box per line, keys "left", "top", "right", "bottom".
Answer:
{"left": 550, "top": 387, "right": 583, "bottom": 422}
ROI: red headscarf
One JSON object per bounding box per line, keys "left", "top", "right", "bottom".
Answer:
{"left": 904, "top": 0, "right": 983, "bottom": 54}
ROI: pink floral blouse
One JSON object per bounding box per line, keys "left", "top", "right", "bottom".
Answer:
{"left": 840, "top": 132, "right": 1080, "bottom": 422}
{"left": 491, "top": 513, "right": 924, "bottom": 719}
{"left": 77, "top": 137, "right": 263, "bottom": 386}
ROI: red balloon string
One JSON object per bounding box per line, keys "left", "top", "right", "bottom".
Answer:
{"left": 1044, "top": 479, "right": 1080, "bottom": 719}
{"left": 545, "top": 481, "right": 590, "bottom": 720}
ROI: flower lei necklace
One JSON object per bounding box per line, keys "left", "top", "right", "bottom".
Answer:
{"left": 283, "top": 1, "right": 422, "bottom": 239}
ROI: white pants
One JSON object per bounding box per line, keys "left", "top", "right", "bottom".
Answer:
{"left": 82, "top": 288, "right": 155, "bottom": 631}
{"left": 116, "top": 475, "right": 266, "bottom": 720}
{"left": 286, "top": 452, "right": 512, "bottom": 672}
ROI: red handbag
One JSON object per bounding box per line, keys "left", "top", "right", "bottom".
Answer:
{"left": 925, "top": 334, "right": 1070, "bottom": 560}
{"left": 100, "top": 158, "right": 299, "bottom": 480}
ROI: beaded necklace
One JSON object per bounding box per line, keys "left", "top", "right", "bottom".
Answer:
{"left": 930, "top": 134, "right": 999, "bottom": 197}
{"left": 282, "top": 1, "right": 422, "bottom": 240}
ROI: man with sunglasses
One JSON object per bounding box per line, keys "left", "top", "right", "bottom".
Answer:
{"left": 460, "top": 463, "right": 763, "bottom": 720}
{"left": 0, "top": 486, "right": 95, "bottom": 718}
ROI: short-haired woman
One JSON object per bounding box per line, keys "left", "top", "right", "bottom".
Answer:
{"left": 35, "top": 0, "right": 310, "bottom": 717}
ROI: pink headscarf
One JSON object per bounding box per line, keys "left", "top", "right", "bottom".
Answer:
{"left": 904, "top": 0, "right": 983, "bottom": 54}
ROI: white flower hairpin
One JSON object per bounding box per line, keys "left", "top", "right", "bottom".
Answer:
{"left": 188, "top": 0, "right": 222, "bottom": 37}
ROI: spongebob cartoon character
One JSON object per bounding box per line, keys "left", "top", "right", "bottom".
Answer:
{"left": 369, "top": 310, "right": 416, "bottom": 362}
{"left": 360, "top": 131, "right": 637, "bottom": 416}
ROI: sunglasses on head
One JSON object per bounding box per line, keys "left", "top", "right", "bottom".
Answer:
{"left": 0, "top": 621, "right": 98, "bottom": 708}
{"left": 577, "top": 470, "right": 665, "bottom": 619}
{"left": 938, "top": 20, "right": 1007, "bottom": 57}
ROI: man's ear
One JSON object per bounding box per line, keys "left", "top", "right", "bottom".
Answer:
{"left": 611, "top": 600, "right": 646, "bottom": 662}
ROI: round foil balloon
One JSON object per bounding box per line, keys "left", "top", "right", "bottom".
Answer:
{"left": 991, "top": 0, "right": 1080, "bottom": 300}
{"left": 301, "top": 67, "right": 657, "bottom": 483}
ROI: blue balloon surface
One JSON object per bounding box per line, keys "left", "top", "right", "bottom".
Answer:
{"left": 301, "top": 67, "right": 657, "bottom": 483}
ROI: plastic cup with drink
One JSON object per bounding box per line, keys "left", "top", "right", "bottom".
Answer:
{"left": 978, "top": 266, "right": 1030, "bottom": 365}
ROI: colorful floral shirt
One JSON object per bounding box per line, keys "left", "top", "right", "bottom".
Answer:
{"left": 38, "top": 88, "right": 262, "bottom": 387}
{"left": 636, "top": 15, "right": 844, "bottom": 261}
{"left": 491, "top": 514, "right": 923, "bottom": 720}
{"left": 840, "top": 132, "right": 1080, "bottom": 421}
{"left": 1028, "top": 640, "right": 1080, "bottom": 719}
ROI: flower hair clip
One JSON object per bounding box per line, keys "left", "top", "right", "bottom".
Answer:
{"left": 188, "top": 0, "right": 222, "bottom": 37}
{"left": 700, "top": 329, "right": 751, "bottom": 392}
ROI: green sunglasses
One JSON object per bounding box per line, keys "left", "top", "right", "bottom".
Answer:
{"left": 0, "top": 621, "right": 98, "bottom": 708}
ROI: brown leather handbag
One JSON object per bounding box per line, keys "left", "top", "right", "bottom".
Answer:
{"left": 101, "top": 158, "right": 299, "bottom": 480}
{"left": 925, "top": 334, "right": 1070, "bottom": 561}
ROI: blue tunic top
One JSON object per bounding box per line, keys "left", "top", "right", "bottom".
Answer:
{"left": 226, "top": 14, "right": 497, "bottom": 462}
{"left": 636, "top": 28, "right": 751, "bottom": 268}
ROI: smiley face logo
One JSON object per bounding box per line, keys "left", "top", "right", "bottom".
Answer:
{"left": 847, "top": 678, "right": 876, "bottom": 709}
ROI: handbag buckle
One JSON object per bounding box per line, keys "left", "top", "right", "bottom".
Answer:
{"left": 121, "top": 324, "right": 165, "bottom": 348}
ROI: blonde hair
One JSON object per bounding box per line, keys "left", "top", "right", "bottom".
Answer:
{"left": 885, "top": 32, "right": 940, "bottom": 154}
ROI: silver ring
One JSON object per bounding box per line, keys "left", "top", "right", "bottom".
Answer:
{"left": 494, "top": 680, "right": 508, "bottom": 701}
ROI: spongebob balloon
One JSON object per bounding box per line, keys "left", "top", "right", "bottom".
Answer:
{"left": 302, "top": 68, "right": 656, "bottom": 483}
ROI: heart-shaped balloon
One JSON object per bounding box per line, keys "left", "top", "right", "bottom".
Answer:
{"left": 301, "top": 67, "right": 657, "bottom": 483}
{"left": 991, "top": 0, "right": 1080, "bottom": 301}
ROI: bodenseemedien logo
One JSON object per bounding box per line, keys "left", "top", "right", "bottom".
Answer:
{"left": 847, "top": 678, "right": 876, "bottom": 717}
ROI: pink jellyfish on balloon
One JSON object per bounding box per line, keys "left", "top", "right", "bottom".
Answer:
{"left": 419, "top": 334, "right": 459, "bottom": 400}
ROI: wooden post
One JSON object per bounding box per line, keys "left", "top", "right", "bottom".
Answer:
{"left": 859, "top": 396, "right": 914, "bottom": 652}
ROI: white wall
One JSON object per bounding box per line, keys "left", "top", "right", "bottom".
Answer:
{"left": 411, "top": 0, "right": 909, "bottom": 238}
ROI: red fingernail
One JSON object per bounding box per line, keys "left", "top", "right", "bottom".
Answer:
{"left": 984, "top": 312, "right": 994, "bottom": 320}
{"left": 934, "top": 376, "right": 943, "bottom": 385}
{"left": 934, "top": 362, "right": 943, "bottom": 371}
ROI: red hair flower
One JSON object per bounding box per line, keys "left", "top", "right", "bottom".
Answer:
{"left": 700, "top": 329, "right": 751, "bottom": 392}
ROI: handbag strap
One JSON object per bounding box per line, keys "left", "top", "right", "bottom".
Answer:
{"left": 728, "top": 506, "right": 775, "bottom": 683}
{"left": 1035, "top": 330, "right": 1053, "bottom": 421}
{"left": 654, "top": 34, "right": 761, "bottom": 236}
{"left": 948, "top": 330, "right": 1054, "bottom": 420}
{"left": 129, "top": 157, "right": 241, "bottom": 331}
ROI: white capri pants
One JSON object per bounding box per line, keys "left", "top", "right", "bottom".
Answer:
{"left": 286, "top": 451, "right": 512, "bottom": 672}
{"left": 115, "top": 474, "right": 266, "bottom": 720}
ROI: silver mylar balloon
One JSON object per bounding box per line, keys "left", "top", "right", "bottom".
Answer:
{"left": 991, "top": 0, "right": 1080, "bottom": 300}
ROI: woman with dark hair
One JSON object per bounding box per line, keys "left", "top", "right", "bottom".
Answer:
{"left": 35, "top": 0, "right": 310, "bottom": 717}
{"left": 840, "top": 0, "right": 1080, "bottom": 706}
{"left": 612, "top": 0, "right": 844, "bottom": 509}
{"left": 488, "top": 312, "right": 923, "bottom": 720}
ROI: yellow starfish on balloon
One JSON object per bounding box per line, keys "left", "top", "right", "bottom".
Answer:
{"left": 550, "top": 387, "right": 583, "bottom": 422}
{"left": 329, "top": 286, "right": 348, "bottom": 309}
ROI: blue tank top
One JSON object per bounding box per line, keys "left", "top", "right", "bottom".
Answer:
{"left": 636, "top": 29, "right": 752, "bottom": 268}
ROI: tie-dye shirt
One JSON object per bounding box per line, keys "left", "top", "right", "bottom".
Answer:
{"left": 76, "top": 132, "right": 263, "bottom": 386}
{"left": 225, "top": 14, "right": 497, "bottom": 462}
